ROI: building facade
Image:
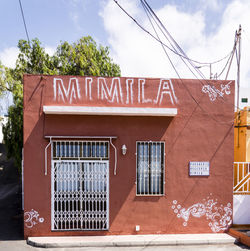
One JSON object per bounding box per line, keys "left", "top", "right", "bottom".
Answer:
{"left": 23, "top": 74, "right": 234, "bottom": 238}
{"left": 233, "top": 107, "right": 250, "bottom": 224}
{"left": 234, "top": 107, "right": 250, "bottom": 162}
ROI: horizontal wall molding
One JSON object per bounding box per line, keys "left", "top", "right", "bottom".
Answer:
{"left": 43, "top": 106, "right": 177, "bottom": 117}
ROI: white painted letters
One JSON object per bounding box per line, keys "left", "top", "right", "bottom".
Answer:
{"left": 53, "top": 78, "right": 81, "bottom": 103}
{"left": 126, "top": 79, "right": 134, "bottom": 104}
{"left": 138, "top": 79, "right": 152, "bottom": 104}
{"left": 85, "top": 77, "right": 93, "bottom": 100}
{"left": 154, "top": 79, "right": 178, "bottom": 105}
{"left": 52, "top": 77, "right": 178, "bottom": 106}
{"left": 98, "top": 77, "right": 123, "bottom": 103}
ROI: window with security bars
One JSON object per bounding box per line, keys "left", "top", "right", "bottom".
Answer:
{"left": 53, "top": 141, "right": 109, "bottom": 160}
{"left": 51, "top": 140, "right": 109, "bottom": 231}
{"left": 136, "top": 141, "right": 165, "bottom": 195}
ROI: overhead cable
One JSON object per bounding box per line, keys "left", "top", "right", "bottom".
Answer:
{"left": 140, "top": 0, "right": 207, "bottom": 80}
{"left": 113, "top": 0, "right": 233, "bottom": 66}
{"left": 225, "top": 30, "right": 239, "bottom": 80}
{"left": 140, "top": 0, "right": 235, "bottom": 124}
{"left": 18, "top": 0, "right": 30, "bottom": 46}
{"left": 141, "top": 0, "right": 242, "bottom": 115}
{"left": 114, "top": 0, "right": 240, "bottom": 122}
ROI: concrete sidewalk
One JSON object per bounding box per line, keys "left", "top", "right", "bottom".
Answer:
{"left": 27, "top": 233, "right": 236, "bottom": 248}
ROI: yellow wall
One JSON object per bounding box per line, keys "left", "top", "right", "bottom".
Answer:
{"left": 246, "top": 128, "right": 250, "bottom": 162}
{"left": 234, "top": 107, "right": 249, "bottom": 162}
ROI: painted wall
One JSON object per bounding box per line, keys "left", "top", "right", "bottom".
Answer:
{"left": 233, "top": 195, "right": 250, "bottom": 224}
{"left": 23, "top": 75, "right": 235, "bottom": 238}
{"left": 234, "top": 107, "right": 250, "bottom": 162}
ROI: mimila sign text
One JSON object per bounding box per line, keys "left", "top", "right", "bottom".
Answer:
{"left": 53, "top": 77, "right": 178, "bottom": 105}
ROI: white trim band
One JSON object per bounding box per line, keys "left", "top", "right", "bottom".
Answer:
{"left": 43, "top": 106, "right": 177, "bottom": 116}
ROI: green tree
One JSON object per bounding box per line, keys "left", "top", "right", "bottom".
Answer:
{"left": 3, "top": 36, "right": 121, "bottom": 173}
{"left": 54, "top": 36, "right": 120, "bottom": 76}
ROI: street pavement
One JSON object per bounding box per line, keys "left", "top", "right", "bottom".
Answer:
{"left": 0, "top": 240, "right": 249, "bottom": 251}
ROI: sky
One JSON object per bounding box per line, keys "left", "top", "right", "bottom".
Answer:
{"left": 0, "top": 0, "right": 250, "bottom": 113}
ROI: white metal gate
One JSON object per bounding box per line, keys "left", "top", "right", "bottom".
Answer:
{"left": 51, "top": 141, "right": 109, "bottom": 231}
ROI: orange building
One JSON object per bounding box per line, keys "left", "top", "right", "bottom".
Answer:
{"left": 234, "top": 107, "right": 250, "bottom": 162}
{"left": 233, "top": 107, "right": 250, "bottom": 225}
{"left": 234, "top": 107, "right": 250, "bottom": 194}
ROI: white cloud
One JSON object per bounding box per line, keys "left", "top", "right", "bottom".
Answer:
{"left": 45, "top": 46, "right": 56, "bottom": 56}
{"left": 0, "top": 46, "right": 56, "bottom": 68}
{"left": 200, "top": 0, "right": 221, "bottom": 11}
{"left": 0, "top": 47, "right": 19, "bottom": 68}
{"left": 100, "top": 0, "right": 250, "bottom": 107}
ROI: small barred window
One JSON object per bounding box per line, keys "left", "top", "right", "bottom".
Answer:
{"left": 136, "top": 141, "right": 165, "bottom": 195}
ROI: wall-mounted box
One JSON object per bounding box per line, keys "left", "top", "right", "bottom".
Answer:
{"left": 189, "top": 161, "right": 210, "bottom": 176}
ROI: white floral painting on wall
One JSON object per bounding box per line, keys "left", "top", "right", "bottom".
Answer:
{"left": 171, "top": 194, "right": 232, "bottom": 232}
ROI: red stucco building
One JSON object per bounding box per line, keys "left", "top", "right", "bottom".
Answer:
{"left": 23, "top": 74, "right": 234, "bottom": 238}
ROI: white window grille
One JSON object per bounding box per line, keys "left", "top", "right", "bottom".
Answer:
{"left": 136, "top": 141, "right": 165, "bottom": 195}
{"left": 53, "top": 141, "right": 109, "bottom": 160}
{"left": 51, "top": 141, "right": 109, "bottom": 231}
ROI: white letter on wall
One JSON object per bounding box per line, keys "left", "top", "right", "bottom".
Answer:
{"left": 138, "top": 79, "right": 152, "bottom": 104}
{"left": 85, "top": 77, "right": 93, "bottom": 100}
{"left": 126, "top": 79, "right": 134, "bottom": 104}
{"left": 53, "top": 78, "right": 81, "bottom": 103}
{"left": 98, "top": 77, "right": 123, "bottom": 103}
{"left": 154, "top": 79, "right": 178, "bottom": 105}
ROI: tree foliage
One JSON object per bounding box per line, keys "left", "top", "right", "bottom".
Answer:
{"left": 3, "top": 36, "right": 121, "bottom": 173}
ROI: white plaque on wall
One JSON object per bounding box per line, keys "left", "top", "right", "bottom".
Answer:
{"left": 189, "top": 161, "right": 210, "bottom": 176}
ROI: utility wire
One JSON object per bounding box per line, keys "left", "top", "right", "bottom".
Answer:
{"left": 141, "top": 1, "right": 204, "bottom": 90}
{"left": 216, "top": 50, "right": 234, "bottom": 79}
{"left": 115, "top": 0, "right": 241, "bottom": 111}
{"left": 141, "top": 0, "right": 207, "bottom": 81}
{"left": 114, "top": 0, "right": 240, "bottom": 123}
{"left": 18, "top": 0, "right": 30, "bottom": 46}
{"left": 117, "top": 0, "right": 239, "bottom": 111}
{"left": 140, "top": 0, "right": 235, "bottom": 124}
{"left": 113, "top": 0, "right": 233, "bottom": 66}
{"left": 225, "top": 30, "right": 239, "bottom": 80}
{"left": 236, "top": 25, "right": 241, "bottom": 112}
{"left": 141, "top": 0, "right": 242, "bottom": 116}
{"left": 142, "top": 0, "right": 239, "bottom": 84}
{"left": 142, "top": 0, "right": 241, "bottom": 88}
{"left": 140, "top": 2, "right": 181, "bottom": 79}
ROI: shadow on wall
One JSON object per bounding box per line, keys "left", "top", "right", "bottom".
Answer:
{"left": 0, "top": 143, "right": 23, "bottom": 240}
{"left": 24, "top": 113, "right": 173, "bottom": 234}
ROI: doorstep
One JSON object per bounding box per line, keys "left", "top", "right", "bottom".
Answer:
{"left": 27, "top": 233, "right": 236, "bottom": 248}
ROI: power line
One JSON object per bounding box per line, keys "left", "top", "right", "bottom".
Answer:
{"left": 140, "top": 0, "right": 242, "bottom": 116}
{"left": 140, "top": 0, "right": 207, "bottom": 81}
{"left": 18, "top": 0, "right": 30, "bottom": 46}
{"left": 140, "top": 2, "right": 181, "bottom": 79}
{"left": 113, "top": 0, "right": 233, "bottom": 66}
{"left": 115, "top": 0, "right": 241, "bottom": 117}
{"left": 140, "top": 0, "right": 206, "bottom": 106}
{"left": 236, "top": 25, "right": 241, "bottom": 112}
{"left": 114, "top": 0, "right": 240, "bottom": 123}
{"left": 141, "top": 0, "right": 238, "bottom": 84}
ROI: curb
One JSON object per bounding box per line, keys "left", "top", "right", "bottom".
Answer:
{"left": 27, "top": 234, "right": 236, "bottom": 248}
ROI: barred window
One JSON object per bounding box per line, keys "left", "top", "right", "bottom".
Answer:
{"left": 136, "top": 141, "right": 165, "bottom": 195}
{"left": 53, "top": 141, "right": 109, "bottom": 160}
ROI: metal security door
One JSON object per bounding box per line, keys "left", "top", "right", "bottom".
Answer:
{"left": 51, "top": 141, "right": 109, "bottom": 231}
